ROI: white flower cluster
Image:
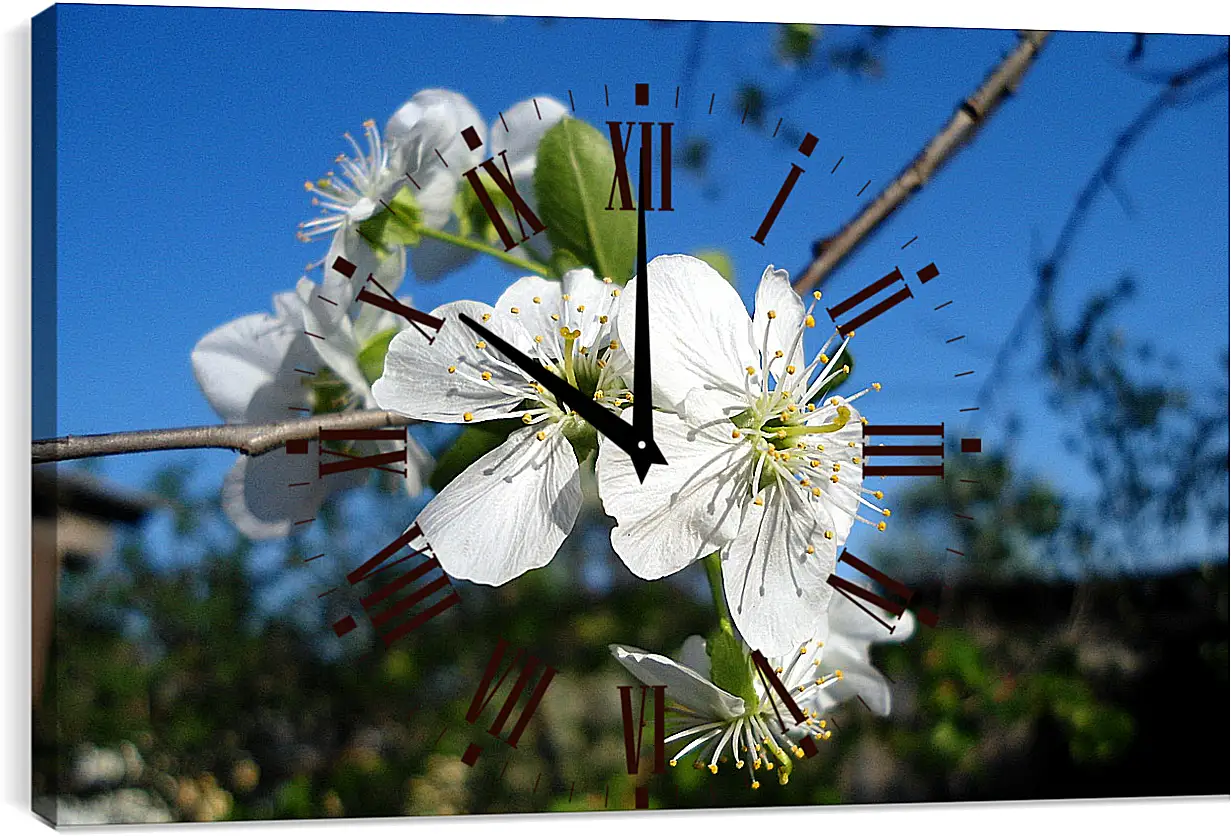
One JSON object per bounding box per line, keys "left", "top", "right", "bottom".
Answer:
{"left": 193, "top": 89, "right": 566, "bottom": 537}
{"left": 374, "top": 254, "right": 890, "bottom": 657}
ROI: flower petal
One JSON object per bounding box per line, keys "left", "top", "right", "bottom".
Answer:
{"left": 804, "top": 396, "right": 864, "bottom": 543}
{"left": 322, "top": 225, "right": 408, "bottom": 322}
{"left": 678, "top": 635, "right": 712, "bottom": 681}
{"left": 489, "top": 96, "right": 569, "bottom": 185}
{"left": 617, "top": 255, "right": 756, "bottom": 421}
{"left": 192, "top": 309, "right": 303, "bottom": 423}
{"left": 609, "top": 644, "right": 745, "bottom": 721}
{"left": 598, "top": 409, "right": 749, "bottom": 579}
{"left": 495, "top": 275, "right": 565, "bottom": 358}
{"left": 417, "top": 426, "right": 580, "bottom": 585}
{"left": 752, "top": 265, "right": 806, "bottom": 385}
{"left": 722, "top": 482, "right": 837, "bottom": 657}
{"left": 386, "top": 88, "right": 484, "bottom": 190}
{"left": 372, "top": 300, "right": 537, "bottom": 423}
{"left": 220, "top": 450, "right": 366, "bottom": 540}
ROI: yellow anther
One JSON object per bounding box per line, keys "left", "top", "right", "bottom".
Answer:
{"left": 830, "top": 474, "right": 840, "bottom": 483}
{"left": 532, "top": 296, "right": 542, "bottom": 304}
{"left": 751, "top": 781, "right": 761, "bottom": 790}
{"left": 811, "top": 487, "right": 822, "bottom": 498}
{"left": 669, "top": 759, "right": 678, "bottom": 767}
{"left": 475, "top": 341, "right": 487, "bottom": 350}
{"left": 509, "top": 306, "right": 520, "bottom": 314}
{"left": 362, "top": 119, "right": 375, "bottom": 128}
{"left": 819, "top": 720, "right": 827, "bottom": 728}
{"left": 883, "top": 508, "right": 892, "bottom": 517}
{"left": 463, "top": 412, "right": 474, "bottom": 422}
{"left": 813, "top": 291, "right": 822, "bottom": 300}
{"left": 559, "top": 326, "right": 572, "bottom": 337}
{"left": 872, "top": 382, "right": 882, "bottom": 391}
{"left": 832, "top": 463, "right": 841, "bottom": 472}
{"left": 735, "top": 760, "right": 744, "bottom": 769}
{"left": 861, "top": 416, "right": 869, "bottom": 425}
{"left": 849, "top": 441, "right": 857, "bottom": 447}
{"left": 873, "top": 490, "right": 884, "bottom": 499}
{"left": 804, "top": 314, "right": 816, "bottom": 328}
{"left": 774, "top": 350, "right": 784, "bottom": 359}
{"left": 521, "top": 413, "right": 534, "bottom": 424}
{"left": 800, "top": 478, "right": 811, "bottom": 487}
{"left": 599, "top": 315, "right": 609, "bottom": 324}
{"left": 842, "top": 364, "right": 850, "bottom": 374}
{"left": 481, "top": 371, "right": 492, "bottom": 381}
{"left": 753, "top": 497, "right": 765, "bottom": 507}
{"left": 550, "top": 313, "right": 560, "bottom": 321}
{"left": 806, "top": 545, "right": 815, "bottom": 554}
{"left": 830, "top": 397, "right": 841, "bottom": 406}
{"left": 447, "top": 365, "right": 457, "bottom": 374}
{"left": 806, "top": 403, "right": 816, "bottom": 412}
{"left": 819, "top": 353, "right": 829, "bottom": 364}
{"left": 603, "top": 277, "right": 613, "bottom": 284}
{"left": 594, "top": 389, "right": 604, "bottom": 400}
{"left": 767, "top": 310, "right": 777, "bottom": 320}
{"left": 481, "top": 312, "right": 492, "bottom": 322}
{"left": 708, "top": 765, "right": 718, "bottom": 775}
{"left": 810, "top": 460, "right": 820, "bottom": 468}
{"left": 612, "top": 288, "right": 621, "bottom": 297}
{"left": 732, "top": 429, "right": 742, "bottom": 439}
{"left": 824, "top": 530, "right": 834, "bottom": 539}
{"left": 536, "top": 431, "right": 547, "bottom": 441}
{"left": 534, "top": 335, "right": 544, "bottom": 343}
{"left": 786, "top": 365, "right": 796, "bottom": 375}
{"left": 877, "top": 521, "right": 887, "bottom": 532}
{"left": 853, "top": 456, "right": 862, "bottom": 464}
{"left": 746, "top": 366, "right": 756, "bottom": 375}
{"left": 579, "top": 346, "right": 589, "bottom": 355}
{"left": 562, "top": 294, "right": 571, "bottom": 301}
{"left": 609, "top": 340, "right": 619, "bottom": 350}
{"left": 577, "top": 304, "right": 585, "bottom": 312}
{"left": 835, "top": 669, "right": 845, "bottom": 679}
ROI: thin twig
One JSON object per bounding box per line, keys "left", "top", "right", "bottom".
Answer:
{"left": 792, "top": 30, "right": 1051, "bottom": 294}
{"left": 32, "top": 410, "right": 418, "bottom": 464}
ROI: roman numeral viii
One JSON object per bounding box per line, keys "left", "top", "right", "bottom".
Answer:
{"left": 331, "top": 522, "right": 461, "bottom": 648}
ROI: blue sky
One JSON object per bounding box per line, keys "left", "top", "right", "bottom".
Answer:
{"left": 43, "top": 6, "right": 1228, "bottom": 568}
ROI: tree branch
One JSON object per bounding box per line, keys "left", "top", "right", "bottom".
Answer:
{"left": 32, "top": 410, "right": 419, "bottom": 464}
{"left": 792, "top": 29, "right": 1051, "bottom": 294}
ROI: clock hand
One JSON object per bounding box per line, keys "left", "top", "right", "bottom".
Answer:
{"left": 631, "top": 140, "right": 668, "bottom": 482}
{"left": 457, "top": 312, "right": 664, "bottom": 475}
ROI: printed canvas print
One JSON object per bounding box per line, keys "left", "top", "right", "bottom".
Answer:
{"left": 30, "top": 3, "right": 1229, "bottom": 826}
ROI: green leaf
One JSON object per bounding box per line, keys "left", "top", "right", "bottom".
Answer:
{"left": 357, "top": 328, "right": 398, "bottom": 386}
{"left": 692, "top": 249, "right": 735, "bottom": 287}
{"left": 357, "top": 185, "right": 422, "bottom": 250}
{"left": 534, "top": 118, "right": 636, "bottom": 283}
{"left": 429, "top": 420, "right": 520, "bottom": 492}
{"left": 706, "top": 630, "right": 758, "bottom": 709}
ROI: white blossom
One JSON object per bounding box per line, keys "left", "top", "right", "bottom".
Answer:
{"left": 192, "top": 277, "right": 429, "bottom": 538}
{"left": 610, "top": 595, "right": 914, "bottom": 788}
{"left": 599, "top": 256, "right": 889, "bottom": 656}
{"left": 372, "top": 268, "right": 628, "bottom": 584}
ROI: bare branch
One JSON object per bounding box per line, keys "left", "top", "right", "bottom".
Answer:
{"left": 792, "top": 30, "right": 1051, "bottom": 294}
{"left": 32, "top": 410, "right": 419, "bottom": 464}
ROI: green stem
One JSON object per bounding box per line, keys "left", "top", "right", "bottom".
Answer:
{"left": 416, "top": 225, "right": 553, "bottom": 277}
{"left": 702, "top": 552, "right": 735, "bottom": 637}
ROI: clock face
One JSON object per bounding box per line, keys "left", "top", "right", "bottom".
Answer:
{"left": 33, "top": 3, "right": 1229, "bottom": 828}
{"left": 283, "top": 76, "right": 978, "bottom": 810}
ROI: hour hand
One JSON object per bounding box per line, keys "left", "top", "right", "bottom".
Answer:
{"left": 457, "top": 312, "right": 665, "bottom": 480}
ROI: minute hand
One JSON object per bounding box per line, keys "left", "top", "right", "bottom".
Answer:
{"left": 457, "top": 312, "right": 646, "bottom": 461}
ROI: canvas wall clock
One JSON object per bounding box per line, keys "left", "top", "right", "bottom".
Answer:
{"left": 29, "top": 3, "right": 1229, "bottom": 828}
